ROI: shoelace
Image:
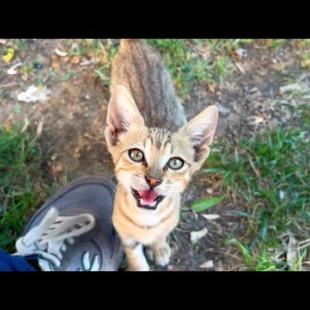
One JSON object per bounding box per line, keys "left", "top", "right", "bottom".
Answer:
{"left": 14, "top": 207, "right": 95, "bottom": 269}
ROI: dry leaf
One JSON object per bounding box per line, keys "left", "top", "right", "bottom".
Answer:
{"left": 234, "top": 62, "right": 245, "bottom": 74}
{"left": 34, "top": 119, "right": 44, "bottom": 140}
{"left": 3, "top": 121, "right": 12, "bottom": 133}
{"left": 7, "top": 62, "right": 22, "bottom": 75}
{"left": 52, "top": 57, "right": 60, "bottom": 70}
{"left": 200, "top": 260, "right": 214, "bottom": 269}
{"left": 194, "top": 44, "right": 211, "bottom": 60}
{"left": 17, "top": 85, "right": 51, "bottom": 103}
{"left": 70, "top": 55, "right": 80, "bottom": 65}
{"left": 207, "top": 83, "right": 216, "bottom": 93}
{"left": 201, "top": 214, "right": 220, "bottom": 221}
{"left": 287, "top": 234, "right": 298, "bottom": 269}
{"left": 80, "top": 60, "right": 95, "bottom": 66}
{"left": 190, "top": 228, "right": 208, "bottom": 244}
{"left": 279, "top": 83, "right": 302, "bottom": 94}
{"left": 21, "top": 117, "right": 30, "bottom": 133}
{"left": 301, "top": 59, "right": 310, "bottom": 69}
{"left": 247, "top": 115, "right": 264, "bottom": 126}
{"left": 271, "top": 61, "right": 285, "bottom": 71}
{"left": 54, "top": 48, "right": 67, "bottom": 57}
{"left": 51, "top": 163, "right": 64, "bottom": 178}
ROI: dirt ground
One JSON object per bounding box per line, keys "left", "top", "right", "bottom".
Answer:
{"left": 0, "top": 39, "right": 309, "bottom": 270}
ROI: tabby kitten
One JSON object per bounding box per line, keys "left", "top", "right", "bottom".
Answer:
{"left": 105, "top": 39, "right": 218, "bottom": 271}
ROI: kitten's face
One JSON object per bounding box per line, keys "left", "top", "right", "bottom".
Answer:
{"left": 110, "top": 127, "right": 197, "bottom": 210}
{"left": 105, "top": 86, "right": 218, "bottom": 210}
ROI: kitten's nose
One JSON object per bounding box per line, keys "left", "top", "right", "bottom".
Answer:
{"left": 145, "top": 176, "right": 162, "bottom": 188}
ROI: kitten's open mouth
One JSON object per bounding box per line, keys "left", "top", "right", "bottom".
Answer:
{"left": 131, "top": 188, "right": 165, "bottom": 210}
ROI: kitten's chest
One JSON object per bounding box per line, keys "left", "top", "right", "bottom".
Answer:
{"left": 113, "top": 202, "right": 179, "bottom": 245}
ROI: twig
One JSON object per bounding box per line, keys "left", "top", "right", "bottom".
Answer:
{"left": 247, "top": 154, "right": 261, "bottom": 178}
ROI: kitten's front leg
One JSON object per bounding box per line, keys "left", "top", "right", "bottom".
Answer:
{"left": 149, "top": 237, "right": 171, "bottom": 267}
{"left": 124, "top": 242, "right": 150, "bottom": 271}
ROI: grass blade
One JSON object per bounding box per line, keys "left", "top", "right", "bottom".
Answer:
{"left": 191, "top": 196, "right": 224, "bottom": 212}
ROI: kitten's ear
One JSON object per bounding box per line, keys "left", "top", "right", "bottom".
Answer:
{"left": 105, "top": 85, "right": 145, "bottom": 147}
{"left": 179, "top": 105, "right": 218, "bottom": 167}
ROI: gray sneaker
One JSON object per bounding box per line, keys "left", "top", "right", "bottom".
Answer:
{"left": 14, "top": 176, "right": 123, "bottom": 271}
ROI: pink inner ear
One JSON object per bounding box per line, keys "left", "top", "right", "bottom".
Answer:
{"left": 191, "top": 135, "right": 209, "bottom": 162}
{"left": 109, "top": 126, "right": 127, "bottom": 146}
{"left": 193, "top": 144, "right": 207, "bottom": 162}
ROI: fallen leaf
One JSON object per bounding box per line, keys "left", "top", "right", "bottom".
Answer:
{"left": 287, "top": 234, "right": 298, "bottom": 270}
{"left": 34, "top": 119, "right": 44, "bottom": 140}
{"left": 279, "top": 83, "right": 302, "bottom": 94}
{"left": 2, "top": 48, "right": 15, "bottom": 63}
{"left": 80, "top": 60, "right": 95, "bottom": 66}
{"left": 17, "top": 85, "right": 51, "bottom": 103}
{"left": 190, "top": 228, "right": 208, "bottom": 244}
{"left": 194, "top": 44, "right": 211, "bottom": 60}
{"left": 271, "top": 61, "right": 285, "bottom": 71}
{"left": 300, "top": 58, "right": 310, "bottom": 69}
{"left": 200, "top": 260, "right": 214, "bottom": 269}
{"left": 201, "top": 214, "right": 220, "bottom": 221}
{"left": 21, "top": 117, "right": 30, "bottom": 133}
{"left": 207, "top": 83, "right": 216, "bottom": 93}
{"left": 247, "top": 115, "right": 264, "bottom": 126}
{"left": 3, "top": 121, "right": 12, "bottom": 133}
{"left": 52, "top": 61, "right": 60, "bottom": 70}
{"left": 191, "top": 196, "right": 224, "bottom": 213}
{"left": 54, "top": 48, "right": 67, "bottom": 57}
{"left": 234, "top": 62, "right": 245, "bottom": 74}
{"left": 70, "top": 55, "right": 80, "bottom": 65}
{"left": 51, "top": 163, "right": 64, "bottom": 178}
{"left": 7, "top": 62, "right": 22, "bottom": 75}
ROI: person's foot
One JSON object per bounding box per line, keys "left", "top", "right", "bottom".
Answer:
{"left": 14, "top": 176, "right": 123, "bottom": 271}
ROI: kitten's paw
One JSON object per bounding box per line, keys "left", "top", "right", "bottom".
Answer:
{"left": 145, "top": 247, "right": 154, "bottom": 262}
{"left": 154, "top": 243, "right": 171, "bottom": 267}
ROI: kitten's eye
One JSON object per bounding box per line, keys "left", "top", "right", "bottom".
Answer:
{"left": 167, "top": 157, "right": 184, "bottom": 170}
{"left": 128, "top": 148, "right": 144, "bottom": 162}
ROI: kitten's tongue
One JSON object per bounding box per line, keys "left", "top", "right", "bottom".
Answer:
{"left": 138, "top": 190, "right": 158, "bottom": 205}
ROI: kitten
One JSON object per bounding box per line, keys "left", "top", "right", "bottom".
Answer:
{"left": 105, "top": 39, "right": 218, "bottom": 271}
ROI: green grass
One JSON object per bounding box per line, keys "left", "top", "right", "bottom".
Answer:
{"left": 148, "top": 39, "right": 279, "bottom": 98}
{"left": 0, "top": 126, "right": 52, "bottom": 252}
{"left": 65, "top": 39, "right": 297, "bottom": 99}
{"left": 200, "top": 110, "right": 310, "bottom": 271}
{"left": 149, "top": 39, "right": 205, "bottom": 97}
{"left": 149, "top": 39, "right": 224, "bottom": 97}
{"left": 94, "top": 39, "right": 118, "bottom": 87}
{"left": 1, "top": 39, "right": 309, "bottom": 270}
{"left": 13, "top": 39, "right": 28, "bottom": 52}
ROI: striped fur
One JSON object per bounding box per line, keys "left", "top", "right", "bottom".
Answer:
{"left": 105, "top": 40, "right": 219, "bottom": 271}
{"left": 111, "top": 39, "right": 187, "bottom": 131}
